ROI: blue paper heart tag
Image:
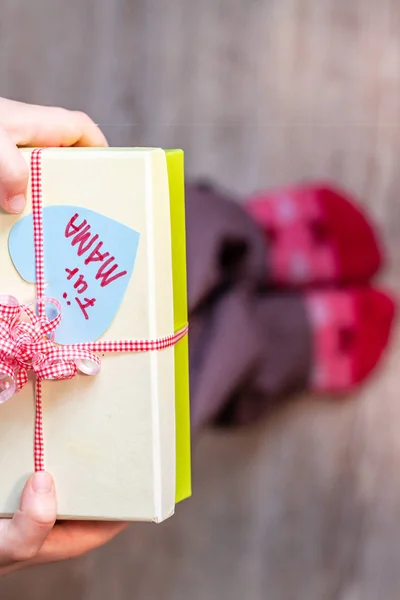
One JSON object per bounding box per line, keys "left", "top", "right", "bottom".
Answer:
{"left": 8, "top": 206, "right": 140, "bottom": 344}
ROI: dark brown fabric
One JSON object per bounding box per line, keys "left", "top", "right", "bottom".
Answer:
{"left": 185, "top": 181, "right": 268, "bottom": 308}
{"left": 186, "top": 183, "right": 313, "bottom": 431}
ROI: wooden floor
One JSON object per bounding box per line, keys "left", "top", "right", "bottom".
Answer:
{"left": 1, "top": 0, "right": 400, "bottom": 597}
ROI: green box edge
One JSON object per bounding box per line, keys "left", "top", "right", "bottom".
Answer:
{"left": 165, "top": 149, "right": 192, "bottom": 503}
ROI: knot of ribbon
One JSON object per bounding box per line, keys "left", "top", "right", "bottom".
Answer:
{"left": 0, "top": 295, "right": 100, "bottom": 404}
{"left": 2, "top": 149, "right": 188, "bottom": 472}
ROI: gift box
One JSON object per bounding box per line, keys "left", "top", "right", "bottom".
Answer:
{"left": 0, "top": 147, "right": 191, "bottom": 522}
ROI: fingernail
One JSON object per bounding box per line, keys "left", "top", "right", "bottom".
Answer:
{"left": 32, "top": 472, "right": 53, "bottom": 494}
{"left": 7, "top": 194, "right": 25, "bottom": 213}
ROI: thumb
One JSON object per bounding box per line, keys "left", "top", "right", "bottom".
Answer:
{"left": 0, "top": 125, "right": 28, "bottom": 214}
{"left": 0, "top": 472, "right": 56, "bottom": 566}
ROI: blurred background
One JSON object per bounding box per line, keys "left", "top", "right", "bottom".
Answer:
{"left": 2, "top": 0, "right": 400, "bottom": 598}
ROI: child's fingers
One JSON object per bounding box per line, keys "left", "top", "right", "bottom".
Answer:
{"left": 0, "top": 99, "right": 108, "bottom": 148}
{"left": 0, "top": 124, "right": 29, "bottom": 213}
{"left": 0, "top": 98, "right": 108, "bottom": 214}
{"left": 0, "top": 472, "right": 56, "bottom": 570}
{"left": 32, "top": 521, "right": 127, "bottom": 565}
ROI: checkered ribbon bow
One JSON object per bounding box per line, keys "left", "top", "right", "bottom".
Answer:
{"left": 0, "top": 295, "right": 101, "bottom": 403}
{"left": 2, "top": 149, "right": 188, "bottom": 471}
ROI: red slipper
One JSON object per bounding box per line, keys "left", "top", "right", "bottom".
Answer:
{"left": 246, "top": 183, "right": 383, "bottom": 287}
{"left": 305, "top": 286, "right": 396, "bottom": 392}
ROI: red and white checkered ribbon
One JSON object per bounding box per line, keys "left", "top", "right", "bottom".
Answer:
{"left": 0, "top": 148, "right": 188, "bottom": 471}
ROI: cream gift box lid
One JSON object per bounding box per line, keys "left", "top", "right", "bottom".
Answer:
{"left": 0, "top": 147, "right": 191, "bottom": 523}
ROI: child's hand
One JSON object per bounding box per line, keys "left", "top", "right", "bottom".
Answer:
{"left": 0, "top": 472, "right": 126, "bottom": 576}
{"left": 0, "top": 97, "right": 108, "bottom": 214}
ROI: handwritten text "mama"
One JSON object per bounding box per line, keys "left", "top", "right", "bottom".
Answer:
{"left": 65, "top": 213, "right": 128, "bottom": 287}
